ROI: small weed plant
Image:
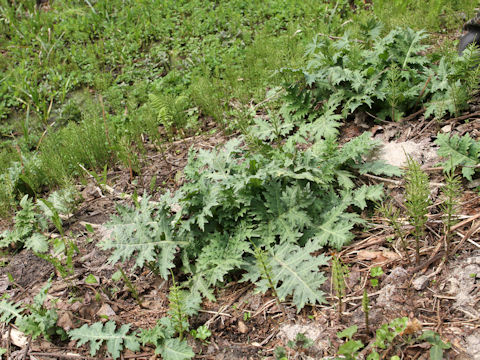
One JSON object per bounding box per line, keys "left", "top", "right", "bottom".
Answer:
{"left": 440, "top": 168, "right": 461, "bottom": 257}
{"left": 282, "top": 26, "right": 480, "bottom": 124}
{"left": 0, "top": 280, "right": 66, "bottom": 341}
{"left": 404, "top": 156, "right": 431, "bottom": 265}
{"left": 331, "top": 254, "right": 348, "bottom": 315}
{"left": 333, "top": 317, "right": 450, "bottom": 360}
{"left": 0, "top": 189, "right": 79, "bottom": 277}
{"left": 436, "top": 132, "right": 480, "bottom": 181}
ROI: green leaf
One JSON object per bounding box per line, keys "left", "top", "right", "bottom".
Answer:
{"left": 337, "top": 325, "right": 358, "bottom": 340}
{"left": 435, "top": 133, "right": 479, "bottom": 180}
{"left": 69, "top": 321, "right": 140, "bottom": 359}
{"left": 100, "top": 197, "right": 184, "bottom": 278}
{"left": 159, "top": 338, "right": 195, "bottom": 360}
{"left": 370, "top": 266, "right": 384, "bottom": 278}
{"left": 85, "top": 274, "right": 98, "bottom": 284}
{"left": 245, "top": 240, "right": 329, "bottom": 311}
{"left": 25, "top": 233, "right": 49, "bottom": 253}
{"left": 194, "top": 234, "right": 250, "bottom": 288}
{"left": 0, "top": 300, "right": 23, "bottom": 323}
{"left": 338, "top": 340, "right": 363, "bottom": 356}
{"left": 356, "top": 160, "right": 402, "bottom": 177}
{"left": 430, "top": 345, "right": 443, "bottom": 360}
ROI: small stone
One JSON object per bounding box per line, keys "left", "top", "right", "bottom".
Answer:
{"left": 412, "top": 275, "right": 429, "bottom": 290}
{"left": 441, "top": 124, "right": 452, "bottom": 133}
{"left": 57, "top": 311, "right": 74, "bottom": 331}
{"left": 237, "top": 320, "right": 248, "bottom": 334}
{"left": 96, "top": 303, "right": 116, "bottom": 318}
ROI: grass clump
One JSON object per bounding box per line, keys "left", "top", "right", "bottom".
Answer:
{"left": 39, "top": 114, "right": 112, "bottom": 186}
{"left": 371, "top": 0, "right": 477, "bottom": 32}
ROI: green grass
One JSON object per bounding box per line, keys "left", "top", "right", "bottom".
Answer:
{"left": 370, "top": 0, "right": 477, "bottom": 32}
{"left": 0, "top": 0, "right": 478, "bottom": 214}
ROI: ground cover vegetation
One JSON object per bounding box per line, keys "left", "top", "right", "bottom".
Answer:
{"left": 1, "top": 0, "right": 480, "bottom": 359}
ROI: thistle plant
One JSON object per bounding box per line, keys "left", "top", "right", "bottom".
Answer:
{"left": 404, "top": 156, "right": 431, "bottom": 265}
{"left": 331, "top": 254, "right": 348, "bottom": 316}
{"left": 440, "top": 168, "right": 461, "bottom": 258}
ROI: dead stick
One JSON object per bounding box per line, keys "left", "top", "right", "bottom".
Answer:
{"left": 30, "top": 352, "right": 152, "bottom": 360}
{"left": 400, "top": 107, "right": 426, "bottom": 122}
{"left": 409, "top": 221, "right": 480, "bottom": 273}
{"left": 317, "top": 33, "right": 365, "bottom": 43}
{"left": 447, "top": 110, "right": 480, "bottom": 123}
{"left": 452, "top": 221, "right": 480, "bottom": 255}
{"left": 450, "top": 212, "right": 480, "bottom": 232}
{"left": 414, "top": 75, "right": 431, "bottom": 109}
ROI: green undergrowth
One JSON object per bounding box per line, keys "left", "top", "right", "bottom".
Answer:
{"left": 281, "top": 24, "right": 480, "bottom": 124}
{"left": 0, "top": 0, "right": 364, "bottom": 214}
{"left": 1, "top": 0, "right": 478, "bottom": 215}
{"left": 99, "top": 93, "right": 399, "bottom": 306}
{"left": 370, "top": 0, "right": 477, "bottom": 32}
{"left": 436, "top": 132, "right": 480, "bottom": 181}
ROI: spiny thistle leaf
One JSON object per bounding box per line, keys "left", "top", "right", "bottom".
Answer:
{"left": 138, "top": 318, "right": 194, "bottom": 360}
{"left": 159, "top": 338, "right": 195, "bottom": 360}
{"left": 0, "top": 300, "right": 23, "bottom": 323}
{"left": 69, "top": 321, "right": 139, "bottom": 359}
{"left": 435, "top": 133, "right": 480, "bottom": 180}
{"left": 356, "top": 160, "right": 403, "bottom": 177}
{"left": 100, "top": 197, "right": 184, "bottom": 278}
{"left": 24, "top": 233, "right": 49, "bottom": 253}
{"left": 245, "top": 240, "right": 329, "bottom": 311}
{"left": 194, "top": 233, "right": 250, "bottom": 287}
{"left": 351, "top": 184, "right": 385, "bottom": 210}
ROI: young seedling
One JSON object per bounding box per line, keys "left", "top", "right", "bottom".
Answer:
{"left": 331, "top": 254, "right": 348, "bottom": 316}
{"left": 404, "top": 156, "right": 431, "bottom": 265}
{"left": 112, "top": 268, "right": 143, "bottom": 307}
{"left": 440, "top": 168, "right": 461, "bottom": 258}
{"left": 386, "top": 63, "right": 403, "bottom": 122}
{"left": 378, "top": 201, "right": 410, "bottom": 264}
{"left": 252, "top": 244, "right": 286, "bottom": 319}
{"left": 362, "top": 289, "right": 370, "bottom": 334}
{"left": 337, "top": 325, "right": 364, "bottom": 360}
{"left": 166, "top": 271, "right": 201, "bottom": 341}
{"left": 190, "top": 325, "right": 211, "bottom": 344}
{"left": 369, "top": 266, "right": 384, "bottom": 288}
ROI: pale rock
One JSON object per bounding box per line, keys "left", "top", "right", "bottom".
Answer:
{"left": 412, "top": 275, "right": 429, "bottom": 291}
